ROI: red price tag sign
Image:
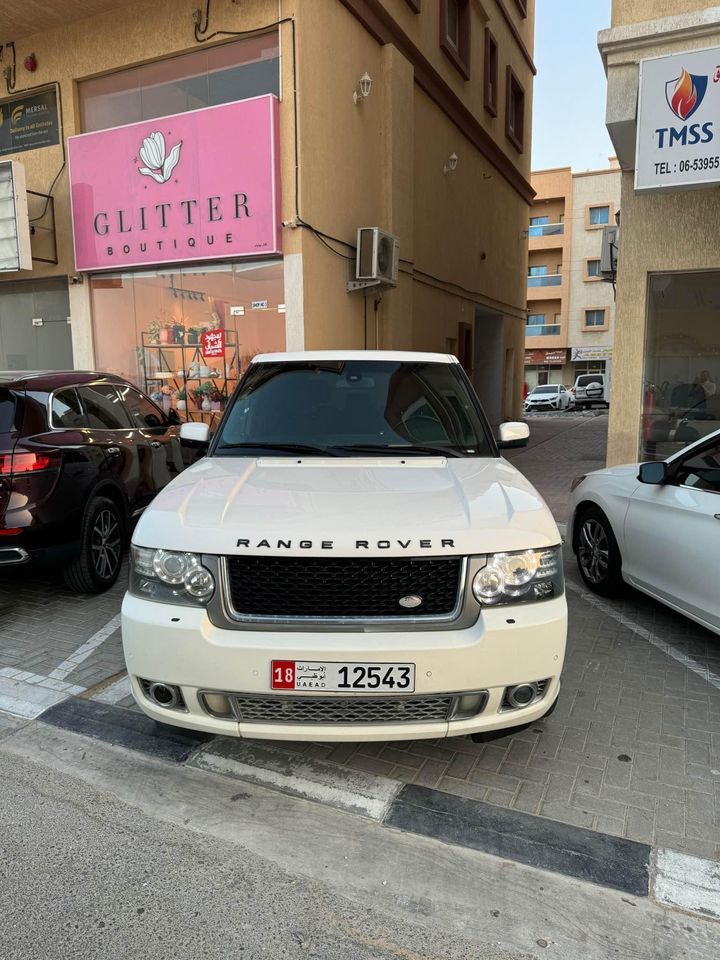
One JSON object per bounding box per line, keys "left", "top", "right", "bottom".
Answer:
{"left": 201, "top": 328, "right": 225, "bottom": 358}
{"left": 271, "top": 661, "right": 296, "bottom": 689}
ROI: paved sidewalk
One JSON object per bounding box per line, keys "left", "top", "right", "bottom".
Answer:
{"left": 2, "top": 413, "right": 720, "bottom": 859}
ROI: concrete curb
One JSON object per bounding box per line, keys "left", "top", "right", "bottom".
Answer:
{"left": 34, "top": 696, "right": 720, "bottom": 918}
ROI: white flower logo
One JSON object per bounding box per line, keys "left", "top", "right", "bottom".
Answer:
{"left": 138, "top": 131, "right": 182, "bottom": 184}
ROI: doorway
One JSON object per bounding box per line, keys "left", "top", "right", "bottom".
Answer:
{"left": 0, "top": 278, "right": 72, "bottom": 370}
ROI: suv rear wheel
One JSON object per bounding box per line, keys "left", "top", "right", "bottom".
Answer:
{"left": 63, "top": 496, "right": 125, "bottom": 594}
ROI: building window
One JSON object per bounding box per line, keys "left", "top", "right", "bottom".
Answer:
{"left": 588, "top": 205, "right": 610, "bottom": 226}
{"left": 505, "top": 66, "right": 525, "bottom": 152}
{"left": 529, "top": 266, "right": 547, "bottom": 277}
{"left": 484, "top": 28, "right": 498, "bottom": 116}
{"left": 585, "top": 309, "right": 606, "bottom": 328}
{"left": 586, "top": 259, "right": 602, "bottom": 279}
{"left": 457, "top": 321, "right": 473, "bottom": 371}
{"left": 530, "top": 216, "right": 549, "bottom": 227}
{"left": 440, "top": 0, "right": 470, "bottom": 80}
{"left": 78, "top": 32, "right": 280, "bottom": 133}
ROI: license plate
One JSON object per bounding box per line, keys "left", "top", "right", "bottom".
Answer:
{"left": 271, "top": 660, "right": 415, "bottom": 693}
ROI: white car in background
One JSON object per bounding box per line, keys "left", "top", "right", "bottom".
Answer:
{"left": 524, "top": 384, "right": 573, "bottom": 412}
{"left": 568, "top": 429, "right": 720, "bottom": 635}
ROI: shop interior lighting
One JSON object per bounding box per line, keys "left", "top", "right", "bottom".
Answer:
{"left": 353, "top": 72, "right": 373, "bottom": 105}
{"left": 443, "top": 152, "right": 459, "bottom": 175}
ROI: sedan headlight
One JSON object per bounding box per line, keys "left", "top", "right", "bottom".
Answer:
{"left": 472, "top": 547, "right": 563, "bottom": 606}
{"left": 129, "top": 546, "right": 215, "bottom": 605}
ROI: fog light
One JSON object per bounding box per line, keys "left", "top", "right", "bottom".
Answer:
{"left": 504, "top": 682, "right": 539, "bottom": 710}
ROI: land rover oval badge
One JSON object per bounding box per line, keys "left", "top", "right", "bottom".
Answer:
{"left": 399, "top": 595, "right": 423, "bottom": 609}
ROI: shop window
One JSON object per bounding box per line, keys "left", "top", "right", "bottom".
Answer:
{"left": 484, "top": 28, "right": 498, "bottom": 117}
{"left": 505, "top": 66, "right": 525, "bottom": 152}
{"left": 584, "top": 309, "right": 606, "bottom": 328}
{"left": 79, "top": 32, "right": 280, "bottom": 133}
{"left": 588, "top": 205, "right": 610, "bottom": 227}
{"left": 90, "top": 261, "right": 286, "bottom": 422}
{"left": 586, "top": 259, "right": 602, "bottom": 279}
{"left": 440, "top": 0, "right": 471, "bottom": 80}
{"left": 642, "top": 271, "right": 720, "bottom": 461}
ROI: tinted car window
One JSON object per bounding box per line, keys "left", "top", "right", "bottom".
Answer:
{"left": 119, "top": 386, "right": 166, "bottom": 429}
{"left": 216, "top": 360, "right": 492, "bottom": 456}
{"left": 51, "top": 388, "right": 86, "bottom": 429}
{"left": 0, "top": 389, "right": 17, "bottom": 433}
{"left": 674, "top": 441, "right": 720, "bottom": 493}
{"left": 79, "top": 384, "right": 131, "bottom": 430}
{"left": 577, "top": 375, "right": 601, "bottom": 387}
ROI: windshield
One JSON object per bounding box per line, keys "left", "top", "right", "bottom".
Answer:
{"left": 531, "top": 386, "right": 559, "bottom": 394}
{"left": 213, "top": 360, "right": 493, "bottom": 457}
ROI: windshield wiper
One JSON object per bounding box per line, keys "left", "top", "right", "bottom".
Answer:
{"left": 333, "top": 443, "right": 463, "bottom": 458}
{"left": 217, "top": 442, "right": 338, "bottom": 456}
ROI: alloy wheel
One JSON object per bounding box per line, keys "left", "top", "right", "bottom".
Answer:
{"left": 578, "top": 518, "right": 610, "bottom": 584}
{"left": 90, "top": 508, "right": 122, "bottom": 580}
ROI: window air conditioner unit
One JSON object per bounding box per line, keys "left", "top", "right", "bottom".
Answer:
{"left": 600, "top": 225, "right": 619, "bottom": 280}
{"left": 355, "top": 227, "right": 400, "bottom": 286}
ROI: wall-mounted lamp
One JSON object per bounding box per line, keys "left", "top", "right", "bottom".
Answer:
{"left": 443, "top": 152, "right": 459, "bottom": 174}
{"left": 353, "top": 72, "right": 373, "bottom": 105}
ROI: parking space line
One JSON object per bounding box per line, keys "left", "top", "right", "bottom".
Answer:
{"left": 47, "top": 614, "right": 122, "bottom": 682}
{"left": 566, "top": 581, "right": 720, "bottom": 692}
{"left": 92, "top": 675, "right": 131, "bottom": 704}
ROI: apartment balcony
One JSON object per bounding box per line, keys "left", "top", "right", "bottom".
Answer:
{"left": 527, "top": 274, "right": 562, "bottom": 288}
{"left": 528, "top": 222, "right": 564, "bottom": 238}
{"left": 525, "top": 323, "right": 561, "bottom": 337}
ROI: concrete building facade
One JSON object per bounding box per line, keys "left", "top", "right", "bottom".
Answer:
{"left": 0, "top": 0, "right": 537, "bottom": 427}
{"left": 524, "top": 160, "right": 620, "bottom": 392}
{"left": 599, "top": 2, "right": 720, "bottom": 464}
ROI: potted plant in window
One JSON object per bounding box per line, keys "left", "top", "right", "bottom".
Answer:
{"left": 175, "top": 387, "right": 187, "bottom": 413}
{"left": 172, "top": 320, "right": 186, "bottom": 344}
{"left": 190, "top": 382, "right": 214, "bottom": 412}
{"left": 209, "top": 386, "right": 223, "bottom": 411}
{"left": 186, "top": 325, "right": 203, "bottom": 345}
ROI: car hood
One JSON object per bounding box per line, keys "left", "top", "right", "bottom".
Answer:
{"left": 134, "top": 455, "right": 560, "bottom": 557}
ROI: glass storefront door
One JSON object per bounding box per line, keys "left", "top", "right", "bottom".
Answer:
{"left": 90, "top": 259, "right": 285, "bottom": 420}
{"left": 641, "top": 271, "right": 720, "bottom": 460}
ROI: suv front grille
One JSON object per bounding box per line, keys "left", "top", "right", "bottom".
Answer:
{"left": 201, "top": 692, "right": 488, "bottom": 725}
{"left": 224, "top": 555, "right": 464, "bottom": 621}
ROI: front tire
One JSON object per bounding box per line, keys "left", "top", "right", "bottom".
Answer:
{"left": 63, "top": 496, "right": 125, "bottom": 594}
{"left": 575, "top": 506, "right": 626, "bottom": 598}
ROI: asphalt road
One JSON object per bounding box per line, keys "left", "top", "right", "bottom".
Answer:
{"left": 0, "top": 751, "right": 519, "bottom": 960}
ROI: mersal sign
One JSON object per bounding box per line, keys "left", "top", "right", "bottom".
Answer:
{"left": 68, "top": 96, "right": 281, "bottom": 270}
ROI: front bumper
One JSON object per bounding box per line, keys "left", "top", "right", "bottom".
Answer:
{"left": 122, "top": 592, "right": 567, "bottom": 741}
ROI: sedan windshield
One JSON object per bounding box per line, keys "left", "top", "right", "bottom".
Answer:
{"left": 214, "top": 360, "right": 493, "bottom": 457}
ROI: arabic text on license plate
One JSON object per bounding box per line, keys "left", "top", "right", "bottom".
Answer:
{"left": 271, "top": 661, "right": 415, "bottom": 692}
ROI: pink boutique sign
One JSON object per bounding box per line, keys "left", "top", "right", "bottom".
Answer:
{"left": 68, "top": 95, "right": 281, "bottom": 271}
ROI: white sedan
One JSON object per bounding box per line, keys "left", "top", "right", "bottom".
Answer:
{"left": 524, "top": 384, "right": 573, "bottom": 412}
{"left": 567, "top": 429, "right": 720, "bottom": 634}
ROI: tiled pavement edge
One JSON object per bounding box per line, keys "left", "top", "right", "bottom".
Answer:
{"left": 17, "top": 696, "right": 720, "bottom": 920}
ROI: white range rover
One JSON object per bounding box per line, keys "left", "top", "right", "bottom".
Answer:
{"left": 122, "top": 351, "right": 567, "bottom": 742}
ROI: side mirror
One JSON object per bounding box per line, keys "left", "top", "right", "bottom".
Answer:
{"left": 637, "top": 461, "right": 667, "bottom": 484}
{"left": 498, "top": 421, "right": 530, "bottom": 449}
{"left": 180, "top": 421, "right": 211, "bottom": 448}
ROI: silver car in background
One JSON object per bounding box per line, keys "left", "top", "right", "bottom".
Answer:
{"left": 524, "top": 384, "right": 573, "bottom": 412}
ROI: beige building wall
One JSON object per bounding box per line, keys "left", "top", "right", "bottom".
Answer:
{"left": 600, "top": 3, "right": 720, "bottom": 464}
{"left": 567, "top": 162, "right": 621, "bottom": 359}
{"left": 0, "top": 0, "right": 536, "bottom": 422}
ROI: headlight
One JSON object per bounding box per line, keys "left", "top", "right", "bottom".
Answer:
{"left": 129, "top": 546, "right": 215, "bottom": 605}
{"left": 472, "top": 547, "right": 563, "bottom": 606}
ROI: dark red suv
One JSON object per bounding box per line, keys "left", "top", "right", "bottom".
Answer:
{"left": 0, "top": 371, "right": 185, "bottom": 593}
